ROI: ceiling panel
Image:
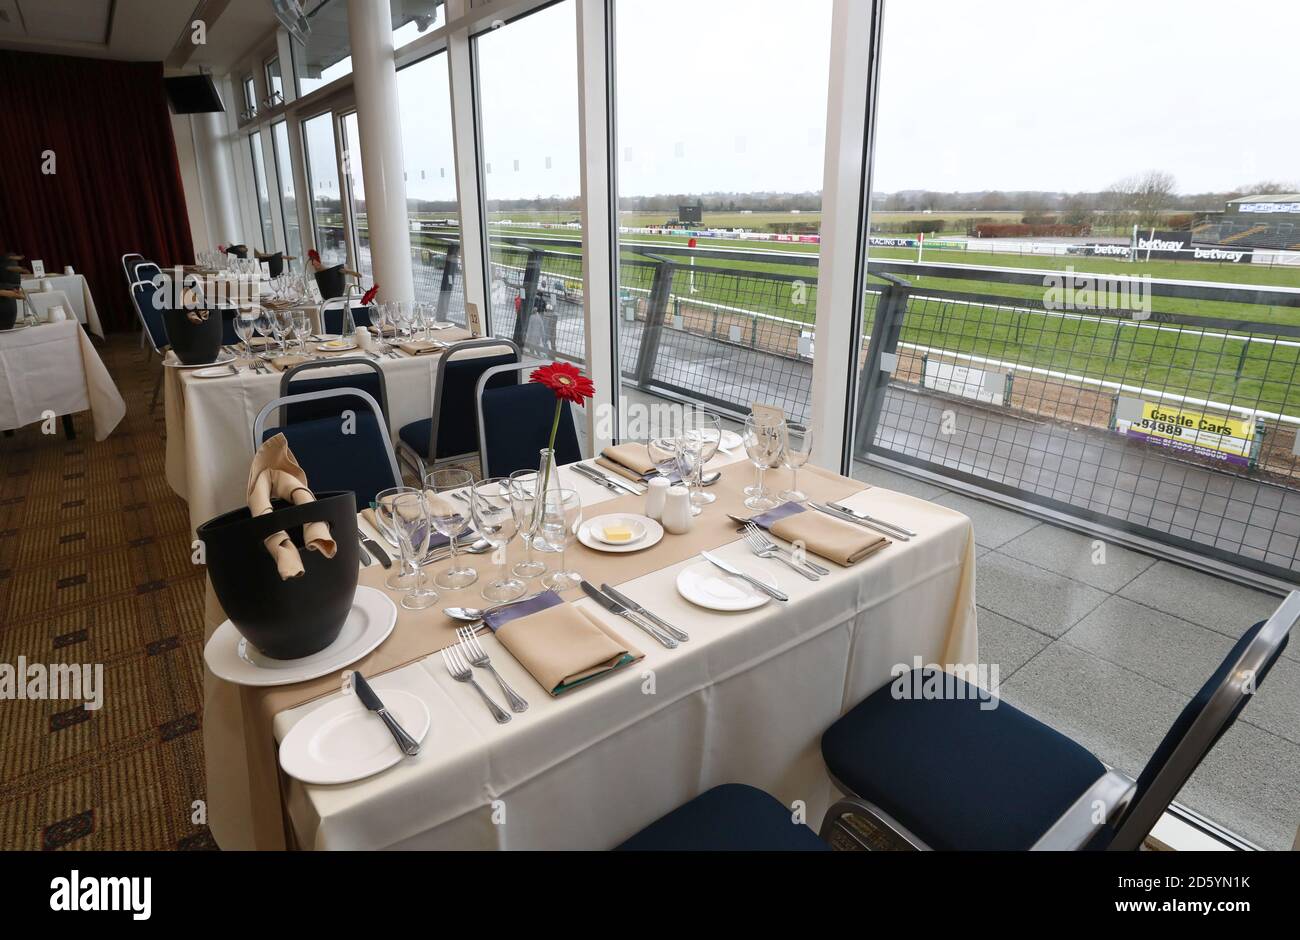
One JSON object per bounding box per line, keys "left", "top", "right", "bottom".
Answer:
{"left": 17, "top": 0, "right": 112, "bottom": 44}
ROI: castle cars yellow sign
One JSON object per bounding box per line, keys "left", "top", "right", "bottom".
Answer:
{"left": 1124, "top": 402, "right": 1255, "bottom": 466}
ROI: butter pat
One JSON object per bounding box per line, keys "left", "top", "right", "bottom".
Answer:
{"left": 602, "top": 525, "right": 634, "bottom": 543}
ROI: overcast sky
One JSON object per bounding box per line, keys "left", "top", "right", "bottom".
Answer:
{"left": 391, "top": 0, "right": 1299, "bottom": 203}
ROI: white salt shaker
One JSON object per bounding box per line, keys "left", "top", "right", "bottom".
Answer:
{"left": 354, "top": 327, "right": 372, "bottom": 351}
{"left": 644, "top": 476, "right": 670, "bottom": 521}
{"left": 661, "top": 485, "right": 694, "bottom": 535}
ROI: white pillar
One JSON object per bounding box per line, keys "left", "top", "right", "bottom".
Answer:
{"left": 346, "top": 0, "right": 414, "bottom": 301}
{"left": 193, "top": 107, "right": 241, "bottom": 248}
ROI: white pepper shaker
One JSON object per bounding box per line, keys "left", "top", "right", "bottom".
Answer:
{"left": 662, "top": 485, "right": 694, "bottom": 534}
{"left": 645, "top": 476, "right": 670, "bottom": 521}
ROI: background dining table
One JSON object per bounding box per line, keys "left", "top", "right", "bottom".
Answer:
{"left": 163, "top": 328, "right": 479, "bottom": 533}
{"left": 0, "top": 319, "right": 125, "bottom": 439}
{"left": 20, "top": 272, "right": 105, "bottom": 339}
{"left": 201, "top": 450, "right": 979, "bottom": 851}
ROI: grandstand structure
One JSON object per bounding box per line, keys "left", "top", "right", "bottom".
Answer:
{"left": 1195, "top": 192, "right": 1300, "bottom": 250}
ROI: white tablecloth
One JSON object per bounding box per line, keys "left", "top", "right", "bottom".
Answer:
{"left": 21, "top": 274, "right": 105, "bottom": 339}
{"left": 0, "top": 320, "right": 125, "bottom": 440}
{"left": 203, "top": 455, "right": 978, "bottom": 850}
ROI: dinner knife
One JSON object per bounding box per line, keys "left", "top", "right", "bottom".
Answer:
{"left": 569, "top": 463, "right": 622, "bottom": 493}
{"left": 351, "top": 672, "right": 421, "bottom": 756}
{"left": 579, "top": 581, "right": 678, "bottom": 649}
{"left": 811, "top": 502, "right": 911, "bottom": 542}
{"left": 576, "top": 463, "right": 644, "bottom": 495}
{"left": 357, "top": 528, "right": 392, "bottom": 568}
{"left": 600, "top": 583, "right": 689, "bottom": 642}
{"left": 828, "top": 501, "right": 917, "bottom": 539}
{"left": 699, "top": 551, "right": 789, "bottom": 602}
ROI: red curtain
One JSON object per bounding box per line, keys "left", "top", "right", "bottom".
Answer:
{"left": 0, "top": 51, "right": 194, "bottom": 333}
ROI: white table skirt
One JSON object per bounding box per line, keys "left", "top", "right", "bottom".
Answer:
{"left": 200, "top": 458, "right": 979, "bottom": 851}
{"left": 0, "top": 320, "right": 125, "bottom": 440}
{"left": 21, "top": 274, "right": 105, "bottom": 339}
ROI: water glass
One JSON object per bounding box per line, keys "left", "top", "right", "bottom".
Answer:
{"left": 780, "top": 421, "right": 815, "bottom": 501}
{"left": 683, "top": 409, "right": 722, "bottom": 508}
{"left": 507, "top": 469, "right": 548, "bottom": 578}
{"left": 233, "top": 313, "right": 256, "bottom": 363}
{"left": 424, "top": 469, "right": 478, "bottom": 590}
{"left": 742, "top": 414, "right": 786, "bottom": 511}
{"left": 471, "top": 478, "right": 525, "bottom": 602}
{"left": 538, "top": 489, "right": 583, "bottom": 592}
{"left": 375, "top": 486, "right": 435, "bottom": 607}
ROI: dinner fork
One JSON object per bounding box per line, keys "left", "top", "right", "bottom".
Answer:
{"left": 743, "top": 522, "right": 831, "bottom": 575}
{"left": 441, "top": 646, "right": 511, "bottom": 723}
{"left": 455, "top": 626, "right": 528, "bottom": 713}
{"left": 741, "top": 523, "right": 820, "bottom": 581}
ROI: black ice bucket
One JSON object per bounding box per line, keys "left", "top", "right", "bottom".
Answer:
{"left": 162, "top": 306, "right": 223, "bottom": 364}
{"left": 198, "top": 491, "right": 360, "bottom": 660}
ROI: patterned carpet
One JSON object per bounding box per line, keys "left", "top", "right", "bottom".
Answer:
{"left": 0, "top": 333, "right": 215, "bottom": 850}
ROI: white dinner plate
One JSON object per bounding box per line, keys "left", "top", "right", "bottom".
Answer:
{"left": 204, "top": 587, "right": 397, "bottom": 687}
{"left": 192, "top": 365, "right": 239, "bottom": 379}
{"left": 578, "top": 514, "right": 663, "bottom": 553}
{"left": 590, "top": 515, "right": 649, "bottom": 546}
{"left": 676, "top": 560, "right": 777, "bottom": 612}
{"left": 278, "top": 687, "right": 430, "bottom": 786}
{"left": 163, "top": 350, "right": 236, "bottom": 368}
{"left": 707, "top": 429, "right": 743, "bottom": 452}
{"left": 317, "top": 338, "right": 358, "bottom": 352}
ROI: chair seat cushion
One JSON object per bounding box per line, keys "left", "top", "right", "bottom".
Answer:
{"left": 615, "top": 784, "right": 829, "bottom": 851}
{"left": 399, "top": 418, "right": 433, "bottom": 458}
{"left": 821, "top": 668, "right": 1106, "bottom": 850}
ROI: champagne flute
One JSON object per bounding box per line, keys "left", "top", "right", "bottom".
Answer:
{"left": 538, "top": 489, "right": 582, "bottom": 592}
{"left": 507, "top": 469, "right": 548, "bottom": 578}
{"left": 424, "top": 468, "right": 478, "bottom": 590}
{"left": 375, "top": 486, "right": 430, "bottom": 594}
{"left": 780, "top": 421, "right": 815, "bottom": 502}
{"left": 233, "top": 312, "right": 256, "bottom": 365}
{"left": 471, "top": 477, "right": 525, "bottom": 602}
{"left": 742, "top": 414, "right": 786, "bottom": 511}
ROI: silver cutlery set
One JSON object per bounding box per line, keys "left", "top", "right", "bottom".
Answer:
{"left": 580, "top": 580, "right": 688, "bottom": 649}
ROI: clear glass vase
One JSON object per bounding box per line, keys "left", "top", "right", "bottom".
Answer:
{"left": 531, "top": 447, "right": 564, "bottom": 551}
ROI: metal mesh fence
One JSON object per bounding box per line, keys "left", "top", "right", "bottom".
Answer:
{"left": 485, "top": 243, "right": 587, "bottom": 363}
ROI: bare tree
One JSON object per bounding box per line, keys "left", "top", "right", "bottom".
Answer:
{"left": 1104, "top": 170, "right": 1178, "bottom": 230}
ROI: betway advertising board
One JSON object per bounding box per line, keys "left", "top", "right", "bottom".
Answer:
{"left": 1081, "top": 231, "right": 1253, "bottom": 263}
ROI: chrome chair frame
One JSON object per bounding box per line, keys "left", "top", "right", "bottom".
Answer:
{"left": 251, "top": 388, "right": 402, "bottom": 491}
{"left": 277, "top": 357, "right": 390, "bottom": 427}
{"left": 397, "top": 338, "right": 521, "bottom": 480}
{"left": 473, "top": 358, "right": 561, "bottom": 480}
{"left": 129, "top": 277, "right": 168, "bottom": 413}
{"left": 818, "top": 590, "right": 1299, "bottom": 851}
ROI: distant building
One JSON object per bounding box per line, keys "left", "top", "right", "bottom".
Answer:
{"left": 1195, "top": 194, "right": 1300, "bottom": 250}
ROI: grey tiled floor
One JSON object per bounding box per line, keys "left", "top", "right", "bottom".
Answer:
{"left": 853, "top": 462, "right": 1300, "bottom": 851}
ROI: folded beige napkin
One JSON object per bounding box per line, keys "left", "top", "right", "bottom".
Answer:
{"left": 596, "top": 443, "right": 656, "bottom": 482}
{"left": 495, "top": 605, "right": 641, "bottom": 696}
{"left": 368, "top": 323, "right": 399, "bottom": 336}
{"left": 769, "top": 511, "right": 889, "bottom": 566}
{"left": 397, "top": 339, "right": 445, "bottom": 356}
{"left": 247, "top": 335, "right": 278, "bottom": 349}
{"left": 268, "top": 354, "right": 311, "bottom": 372}
{"left": 246, "top": 435, "right": 337, "bottom": 579}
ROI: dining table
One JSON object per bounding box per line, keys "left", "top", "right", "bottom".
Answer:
{"left": 0, "top": 319, "right": 125, "bottom": 440}
{"left": 200, "top": 448, "right": 979, "bottom": 851}
{"left": 20, "top": 272, "right": 105, "bottom": 339}
{"left": 164, "top": 326, "right": 478, "bottom": 534}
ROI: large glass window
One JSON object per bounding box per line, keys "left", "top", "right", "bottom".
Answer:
{"left": 292, "top": 0, "right": 446, "bottom": 96}
{"left": 340, "top": 111, "right": 371, "bottom": 282}
{"left": 613, "top": 0, "right": 833, "bottom": 430}
{"left": 271, "top": 120, "right": 302, "bottom": 266}
{"left": 248, "top": 130, "right": 275, "bottom": 250}
{"left": 396, "top": 52, "right": 463, "bottom": 321}
{"left": 848, "top": 0, "right": 1300, "bottom": 851}
{"left": 301, "top": 111, "right": 347, "bottom": 265}
{"left": 475, "top": 0, "right": 585, "bottom": 364}
{"left": 265, "top": 56, "right": 283, "bottom": 106}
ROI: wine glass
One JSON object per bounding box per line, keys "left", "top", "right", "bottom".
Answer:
{"left": 673, "top": 430, "right": 705, "bottom": 517}
{"left": 233, "top": 312, "right": 256, "bottom": 364}
{"left": 471, "top": 477, "right": 525, "bottom": 602}
{"left": 373, "top": 302, "right": 392, "bottom": 353}
{"left": 682, "top": 410, "right": 721, "bottom": 509}
{"left": 374, "top": 486, "right": 433, "bottom": 601}
{"left": 646, "top": 408, "right": 684, "bottom": 480}
{"left": 292, "top": 309, "right": 311, "bottom": 351}
{"left": 273, "top": 307, "right": 294, "bottom": 356}
{"left": 538, "top": 488, "right": 582, "bottom": 592}
{"left": 424, "top": 468, "right": 478, "bottom": 591}
{"left": 507, "top": 469, "right": 548, "bottom": 578}
{"left": 253, "top": 308, "right": 274, "bottom": 357}
{"left": 780, "top": 421, "right": 815, "bottom": 502}
{"left": 742, "top": 414, "right": 786, "bottom": 511}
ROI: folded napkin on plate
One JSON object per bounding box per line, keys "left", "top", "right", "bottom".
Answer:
{"left": 397, "top": 339, "right": 445, "bottom": 356}
{"left": 247, "top": 434, "right": 337, "bottom": 579}
{"left": 754, "top": 502, "right": 888, "bottom": 566}
{"left": 485, "top": 592, "right": 641, "bottom": 696}
{"left": 268, "top": 354, "right": 311, "bottom": 372}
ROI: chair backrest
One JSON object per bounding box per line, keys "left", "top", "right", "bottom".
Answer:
{"left": 314, "top": 263, "right": 346, "bottom": 301}
{"left": 425, "top": 339, "right": 520, "bottom": 460}
{"left": 131, "top": 261, "right": 162, "bottom": 287}
{"left": 475, "top": 360, "right": 583, "bottom": 478}
{"left": 278, "top": 357, "right": 390, "bottom": 425}
{"left": 253, "top": 388, "right": 401, "bottom": 511}
{"left": 130, "top": 279, "right": 169, "bottom": 353}
{"left": 121, "top": 253, "right": 145, "bottom": 286}
{"left": 320, "top": 297, "right": 372, "bottom": 334}
{"left": 1105, "top": 590, "right": 1298, "bottom": 850}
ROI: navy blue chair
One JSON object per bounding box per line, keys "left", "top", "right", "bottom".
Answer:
{"left": 475, "top": 360, "right": 583, "bottom": 479}
{"left": 397, "top": 338, "right": 520, "bottom": 479}
{"left": 121, "top": 253, "right": 147, "bottom": 288}
{"left": 277, "top": 358, "right": 390, "bottom": 426}
{"left": 130, "top": 278, "right": 170, "bottom": 413}
{"left": 320, "top": 297, "right": 373, "bottom": 335}
{"left": 253, "top": 388, "right": 401, "bottom": 511}
{"left": 616, "top": 784, "right": 830, "bottom": 852}
{"left": 819, "top": 592, "right": 1298, "bottom": 851}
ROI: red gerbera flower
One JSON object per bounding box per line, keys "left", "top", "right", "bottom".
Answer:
{"left": 530, "top": 361, "right": 595, "bottom": 406}
{"left": 361, "top": 284, "right": 380, "bottom": 305}
{"left": 307, "top": 248, "right": 320, "bottom": 264}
